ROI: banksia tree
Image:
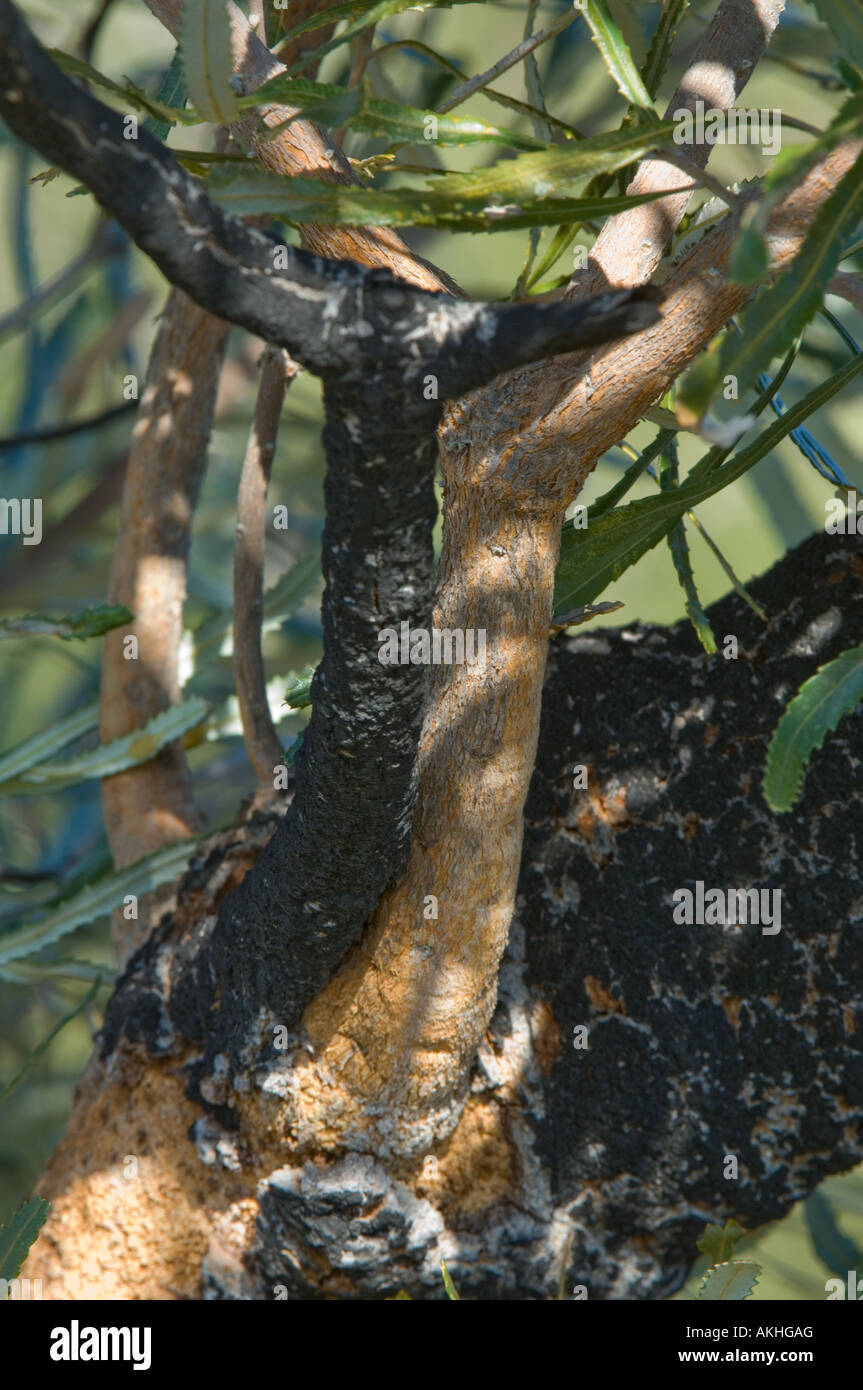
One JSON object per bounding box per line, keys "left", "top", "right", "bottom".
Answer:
{"left": 0, "top": 0, "right": 861, "bottom": 1302}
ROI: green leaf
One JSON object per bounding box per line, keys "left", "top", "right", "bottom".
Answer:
{"left": 697, "top": 1219, "right": 747, "bottom": 1266}
{"left": 248, "top": 77, "right": 544, "bottom": 150}
{"left": 180, "top": 0, "right": 239, "bottom": 126}
{"left": 0, "top": 603, "right": 133, "bottom": 642}
{"left": 211, "top": 170, "right": 672, "bottom": 231}
{"left": 142, "top": 49, "right": 187, "bottom": 142}
{"left": 763, "top": 638, "right": 863, "bottom": 813}
{"left": 729, "top": 218, "right": 769, "bottom": 286}
{"left": 48, "top": 49, "right": 198, "bottom": 126}
{"left": 193, "top": 550, "right": 320, "bottom": 665}
{"left": 0, "top": 958, "right": 105, "bottom": 984}
{"left": 679, "top": 146, "right": 863, "bottom": 422}
{"left": 0, "top": 700, "right": 99, "bottom": 787}
{"left": 812, "top": 0, "right": 863, "bottom": 69}
{"left": 440, "top": 1258, "right": 460, "bottom": 1300}
{"left": 0, "top": 1197, "right": 50, "bottom": 1283}
{"left": 695, "top": 1260, "right": 761, "bottom": 1301}
{"left": 0, "top": 839, "right": 201, "bottom": 966}
{"left": 554, "top": 348, "right": 863, "bottom": 612}
{"left": 0, "top": 977, "right": 103, "bottom": 1106}
{"left": 804, "top": 1191, "right": 863, "bottom": 1276}
{"left": 641, "top": 0, "right": 689, "bottom": 101}
{"left": 581, "top": 0, "right": 656, "bottom": 113}
{"left": 2, "top": 696, "right": 209, "bottom": 793}
{"left": 277, "top": 0, "right": 478, "bottom": 77}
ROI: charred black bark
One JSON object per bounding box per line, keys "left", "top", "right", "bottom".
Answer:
{"left": 0, "top": 0, "right": 661, "bottom": 1071}
{"left": 512, "top": 528, "right": 863, "bottom": 1299}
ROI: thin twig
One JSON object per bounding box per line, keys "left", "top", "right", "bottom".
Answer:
{"left": 438, "top": 6, "right": 579, "bottom": 114}
{"left": 234, "top": 345, "right": 297, "bottom": 783}
{"left": 0, "top": 400, "right": 136, "bottom": 451}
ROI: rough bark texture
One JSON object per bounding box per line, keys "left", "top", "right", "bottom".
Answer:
{"left": 25, "top": 529, "right": 863, "bottom": 1299}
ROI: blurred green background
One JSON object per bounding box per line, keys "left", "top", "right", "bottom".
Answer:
{"left": 1, "top": 0, "right": 861, "bottom": 1297}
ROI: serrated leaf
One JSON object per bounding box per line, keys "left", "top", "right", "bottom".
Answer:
{"left": 246, "top": 77, "right": 544, "bottom": 151}
{"left": 812, "top": 0, "right": 863, "bottom": 70}
{"left": 0, "top": 700, "right": 99, "bottom": 786}
{"left": 0, "top": 839, "right": 200, "bottom": 966}
{"left": 582, "top": 0, "right": 655, "bottom": 113}
{"left": 277, "top": 0, "right": 478, "bottom": 78}
{"left": 0, "top": 603, "right": 132, "bottom": 642}
{"left": 180, "top": 0, "right": 239, "bottom": 126}
{"left": 679, "top": 146, "right": 863, "bottom": 421}
{"left": 48, "top": 49, "right": 198, "bottom": 126}
{"left": 641, "top": 0, "right": 689, "bottom": 101}
{"left": 697, "top": 1219, "right": 747, "bottom": 1265}
{"left": 2, "top": 696, "right": 208, "bottom": 792}
{"left": 0, "top": 1197, "right": 50, "bottom": 1283}
{"left": 554, "top": 348, "right": 863, "bottom": 612}
{"left": 210, "top": 113, "right": 676, "bottom": 224}
{"left": 763, "top": 638, "right": 863, "bottom": 813}
{"left": 193, "top": 551, "right": 320, "bottom": 664}
{"left": 695, "top": 1260, "right": 761, "bottom": 1301}
{"left": 209, "top": 162, "right": 677, "bottom": 233}
{"left": 142, "top": 49, "right": 187, "bottom": 142}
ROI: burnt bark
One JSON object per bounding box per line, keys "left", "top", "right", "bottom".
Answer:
{"left": 89, "top": 529, "right": 863, "bottom": 1300}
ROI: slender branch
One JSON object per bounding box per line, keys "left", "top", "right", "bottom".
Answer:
{"left": 142, "top": 0, "right": 459, "bottom": 293}
{"left": 438, "top": 6, "right": 579, "bottom": 114}
{"left": 583, "top": 0, "right": 787, "bottom": 292}
{"left": 234, "top": 345, "right": 297, "bottom": 782}
{"left": 0, "top": 400, "right": 136, "bottom": 451}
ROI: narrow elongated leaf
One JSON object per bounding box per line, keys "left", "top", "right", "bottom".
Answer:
{"left": 641, "top": 0, "right": 689, "bottom": 100}
{"left": 248, "top": 77, "right": 544, "bottom": 150}
{"left": 277, "top": 0, "right": 478, "bottom": 77}
{"left": 48, "top": 49, "right": 198, "bottom": 125}
{"left": 0, "top": 1197, "right": 50, "bottom": 1282}
{"left": 582, "top": 0, "right": 655, "bottom": 113}
{"left": 695, "top": 1260, "right": 761, "bottom": 1301}
{"left": 440, "top": 1258, "right": 461, "bottom": 1300}
{"left": 679, "top": 148, "right": 863, "bottom": 422}
{"left": 554, "top": 349, "right": 863, "bottom": 611}
{"left": 209, "top": 173, "right": 675, "bottom": 233}
{"left": 0, "top": 701, "right": 98, "bottom": 786}
{"left": 180, "top": 0, "right": 239, "bottom": 126}
{"left": 763, "top": 639, "right": 863, "bottom": 813}
{"left": 3, "top": 696, "right": 208, "bottom": 792}
{"left": 212, "top": 113, "right": 676, "bottom": 216}
{"left": 0, "top": 977, "right": 102, "bottom": 1105}
{"left": 812, "top": 0, "right": 863, "bottom": 69}
{"left": 0, "top": 603, "right": 132, "bottom": 641}
{"left": 142, "top": 49, "right": 187, "bottom": 142}
{"left": 193, "top": 551, "right": 320, "bottom": 664}
{"left": 0, "top": 839, "right": 200, "bottom": 965}
{"left": 0, "top": 957, "right": 104, "bottom": 984}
